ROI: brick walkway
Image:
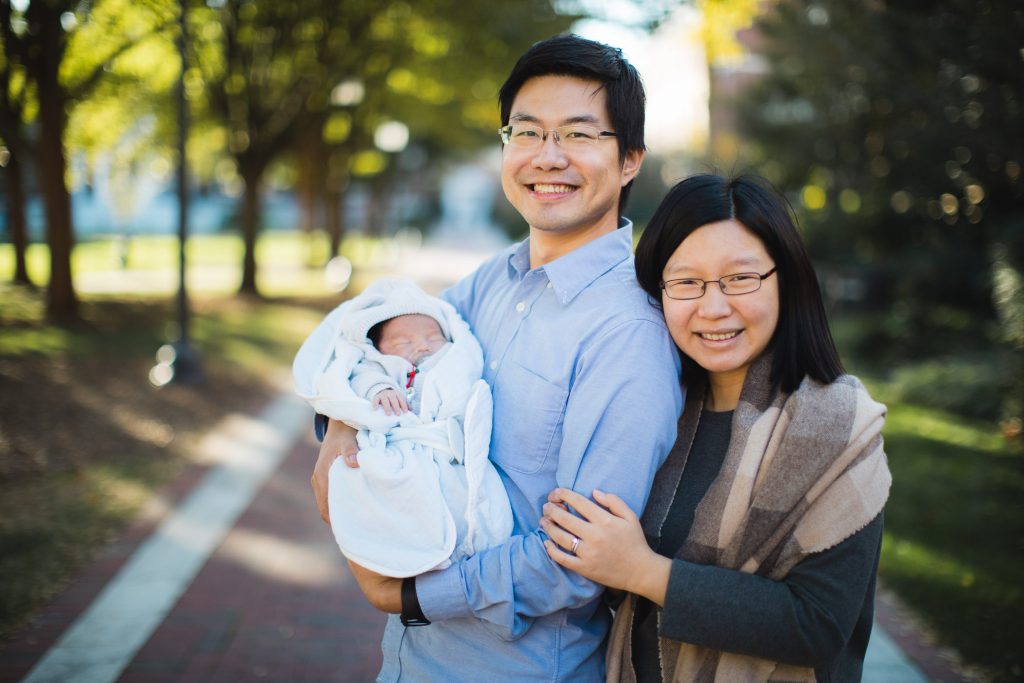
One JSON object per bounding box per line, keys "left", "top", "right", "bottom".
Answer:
{"left": 1, "top": 418, "right": 386, "bottom": 683}
{"left": 115, "top": 432, "right": 386, "bottom": 682}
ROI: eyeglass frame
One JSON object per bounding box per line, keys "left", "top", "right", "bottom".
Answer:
{"left": 659, "top": 267, "right": 778, "bottom": 300}
{"left": 498, "top": 122, "right": 618, "bottom": 148}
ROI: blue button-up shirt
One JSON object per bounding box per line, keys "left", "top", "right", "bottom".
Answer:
{"left": 378, "top": 224, "right": 683, "bottom": 682}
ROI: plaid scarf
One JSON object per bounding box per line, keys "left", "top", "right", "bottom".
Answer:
{"left": 606, "top": 354, "right": 891, "bottom": 683}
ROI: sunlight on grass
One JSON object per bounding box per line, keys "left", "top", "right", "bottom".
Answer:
{"left": 77, "top": 236, "right": 179, "bottom": 271}
{"left": 0, "top": 462, "right": 176, "bottom": 639}
{"left": 1, "top": 232, "right": 401, "bottom": 299}
{"left": 881, "top": 532, "right": 986, "bottom": 591}
{"left": 871, "top": 375, "right": 1023, "bottom": 681}
{"left": 0, "top": 243, "right": 50, "bottom": 282}
{"left": 881, "top": 527, "right": 1023, "bottom": 682}
{"left": 81, "top": 462, "right": 168, "bottom": 514}
{"left": 0, "top": 286, "right": 72, "bottom": 355}
{"left": 0, "top": 326, "right": 75, "bottom": 356}
{"left": 255, "top": 230, "right": 330, "bottom": 266}
{"left": 884, "top": 402, "right": 1010, "bottom": 454}
{"left": 191, "top": 301, "right": 326, "bottom": 373}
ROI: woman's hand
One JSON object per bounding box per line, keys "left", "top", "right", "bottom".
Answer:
{"left": 541, "top": 488, "right": 672, "bottom": 606}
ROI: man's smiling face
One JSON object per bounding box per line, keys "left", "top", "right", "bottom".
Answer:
{"left": 500, "top": 75, "right": 641, "bottom": 241}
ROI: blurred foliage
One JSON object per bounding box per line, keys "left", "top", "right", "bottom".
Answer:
{"left": 737, "top": 0, "right": 1024, "bottom": 426}
{"left": 53, "top": 0, "right": 574, "bottom": 186}
{"left": 181, "top": 0, "right": 572, "bottom": 293}
{"left": 743, "top": 5, "right": 1024, "bottom": 673}
{"left": 698, "top": 0, "right": 760, "bottom": 64}
{"left": 2, "top": 0, "right": 575, "bottom": 300}
{"left": 63, "top": 0, "right": 180, "bottom": 197}
{"left": 888, "top": 356, "right": 1009, "bottom": 421}
{"left": 1, "top": 0, "right": 179, "bottom": 319}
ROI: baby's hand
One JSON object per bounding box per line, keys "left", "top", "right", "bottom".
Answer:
{"left": 372, "top": 388, "right": 409, "bottom": 416}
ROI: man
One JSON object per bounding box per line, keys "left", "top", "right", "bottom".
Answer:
{"left": 311, "top": 34, "right": 683, "bottom": 682}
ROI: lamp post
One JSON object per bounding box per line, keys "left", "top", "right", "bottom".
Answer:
{"left": 150, "top": 0, "right": 201, "bottom": 387}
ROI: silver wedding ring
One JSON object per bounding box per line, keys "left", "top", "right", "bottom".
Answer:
{"left": 570, "top": 536, "right": 581, "bottom": 555}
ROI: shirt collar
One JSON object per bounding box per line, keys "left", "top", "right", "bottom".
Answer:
{"left": 506, "top": 218, "right": 634, "bottom": 305}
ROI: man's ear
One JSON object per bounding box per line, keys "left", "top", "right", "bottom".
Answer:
{"left": 620, "top": 149, "right": 644, "bottom": 186}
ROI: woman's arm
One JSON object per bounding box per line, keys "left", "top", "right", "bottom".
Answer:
{"left": 543, "top": 489, "right": 884, "bottom": 668}
{"left": 657, "top": 514, "right": 883, "bottom": 667}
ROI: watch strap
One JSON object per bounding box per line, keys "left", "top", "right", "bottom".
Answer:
{"left": 400, "top": 576, "right": 430, "bottom": 627}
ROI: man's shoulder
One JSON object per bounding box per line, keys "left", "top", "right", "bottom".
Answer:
{"left": 459, "top": 242, "right": 519, "bottom": 288}
{"left": 442, "top": 242, "right": 519, "bottom": 310}
{"left": 578, "top": 256, "right": 664, "bottom": 325}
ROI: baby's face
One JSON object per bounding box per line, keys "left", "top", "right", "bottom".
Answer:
{"left": 377, "top": 314, "right": 447, "bottom": 365}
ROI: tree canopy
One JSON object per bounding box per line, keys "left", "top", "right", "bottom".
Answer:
{"left": 738, "top": 0, "right": 1023, "bottom": 422}
{"left": 2, "top": 0, "right": 574, "bottom": 303}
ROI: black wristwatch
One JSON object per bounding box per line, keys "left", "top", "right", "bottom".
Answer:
{"left": 400, "top": 577, "right": 430, "bottom": 627}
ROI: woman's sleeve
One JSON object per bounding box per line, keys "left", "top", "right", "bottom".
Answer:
{"left": 658, "top": 513, "right": 884, "bottom": 668}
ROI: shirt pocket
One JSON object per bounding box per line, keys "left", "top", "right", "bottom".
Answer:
{"left": 491, "top": 361, "right": 568, "bottom": 475}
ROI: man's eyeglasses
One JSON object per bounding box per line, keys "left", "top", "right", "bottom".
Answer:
{"left": 498, "top": 123, "right": 617, "bottom": 149}
{"left": 660, "top": 268, "right": 777, "bottom": 300}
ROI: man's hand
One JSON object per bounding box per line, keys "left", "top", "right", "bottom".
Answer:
{"left": 347, "top": 560, "right": 403, "bottom": 613}
{"left": 311, "top": 418, "right": 359, "bottom": 523}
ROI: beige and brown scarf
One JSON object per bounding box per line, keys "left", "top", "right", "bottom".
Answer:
{"left": 606, "top": 354, "right": 891, "bottom": 683}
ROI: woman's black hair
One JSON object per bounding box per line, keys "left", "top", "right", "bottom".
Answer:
{"left": 635, "top": 173, "right": 844, "bottom": 393}
{"left": 498, "top": 33, "right": 645, "bottom": 212}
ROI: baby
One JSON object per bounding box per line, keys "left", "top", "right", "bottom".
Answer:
{"left": 358, "top": 313, "right": 450, "bottom": 416}
{"left": 293, "top": 278, "right": 513, "bottom": 578}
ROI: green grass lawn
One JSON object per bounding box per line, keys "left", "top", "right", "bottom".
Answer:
{"left": 0, "top": 231, "right": 402, "bottom": 298}
{"left": 870, "top": 390, "right": 1022, "bottom": 682}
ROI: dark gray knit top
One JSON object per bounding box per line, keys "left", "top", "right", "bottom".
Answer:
{"left": 631, "top": 409, "right": 884, "bottom": 683}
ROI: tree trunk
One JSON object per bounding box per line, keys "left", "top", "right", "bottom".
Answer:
{"left": 296, "top": 122, "right": 322, "bottom": 235}
{"left": 239, "top": 169, "right": 261, "bottom": 296}
{"left": 5, "top": 154, "right": 33, "bottom": 286}
{"left": 35, "top": 13, "right": 78, "bottom": 322}
{"left": 366, "top": 177, "right": 387, "bottom": 237}
{"left": 326, "top": 187, "right": 345, "bottom": 257}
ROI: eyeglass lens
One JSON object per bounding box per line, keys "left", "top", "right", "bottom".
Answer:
{"left": 499, "top": 123, "right": 612, "bottom": 147}
{"left": 663, "top": 273, "right": 765, "bottom": 300}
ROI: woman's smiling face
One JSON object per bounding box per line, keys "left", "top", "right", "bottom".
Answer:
{"left": 661, "top": 219, "right": 780, "bottom": 394}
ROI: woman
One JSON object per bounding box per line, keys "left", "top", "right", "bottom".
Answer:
{"left": 541, "top": 174, "right": 891, "bottom": 682}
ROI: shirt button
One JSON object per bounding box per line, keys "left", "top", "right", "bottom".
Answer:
{"left": 515, "top": 301, "right": 526, "bottom": 313}
{"left": 489, "top": 361, "right": 498, "bottom": 370}
{"left": 547, "top": 282, "right": 553, "bottom": 289}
